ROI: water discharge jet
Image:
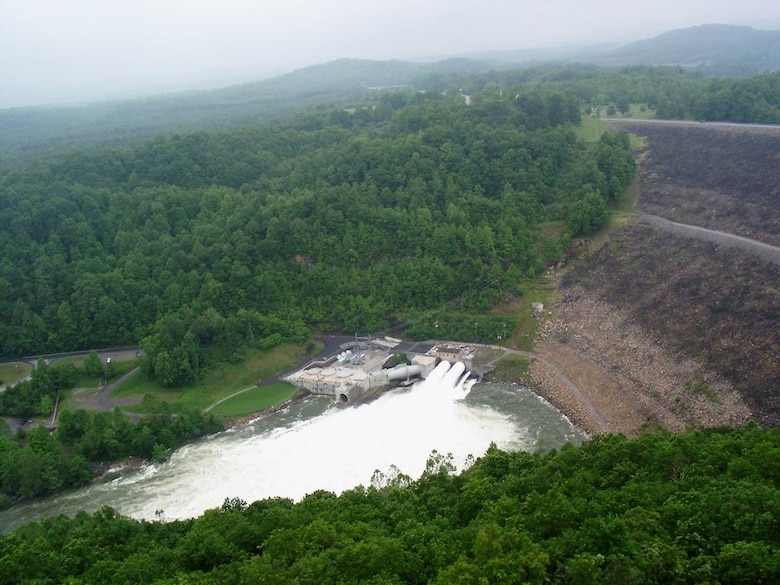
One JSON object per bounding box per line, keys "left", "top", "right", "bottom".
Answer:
{"left": 441, "top": 361, "right": 466, "bottom": 388}
{"left": 284, "top": 340, "right": 481, "bottom": 405}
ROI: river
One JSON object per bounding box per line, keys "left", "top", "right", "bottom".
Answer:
{"left": 0, "top": 363, "right": 584, "bottom": 532}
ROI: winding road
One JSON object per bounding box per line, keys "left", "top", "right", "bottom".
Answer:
{"left": 637, "top": 214, "right": 780, "bottom": 265}
{"left": 602, "top": 117, "right": 780, "bottom": 133}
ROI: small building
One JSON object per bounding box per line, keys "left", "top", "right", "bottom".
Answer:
{"left": 426, "top": 344, "right": 477, "bottom": 370}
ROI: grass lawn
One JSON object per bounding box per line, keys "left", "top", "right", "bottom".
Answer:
{"left": 573, "top": 115, "right": 604, "bottom": 144}
{"left": 208, "top": 382, "right": 300, "bottom": 418}
{"left": 628, "top": 103, "right": 655, "bottom": 119}
{"left": 112, "top": 343, "right": 312, "bottom": 415}
{"left": 56, "top": 355, "right": 86, "bottom": 367}
{"left": 0, "top": 362, "right": 33, "bottom": 386}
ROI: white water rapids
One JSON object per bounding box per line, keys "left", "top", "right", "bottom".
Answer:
{"left": 0, "top": 361, "right": 584, "bottom": 531}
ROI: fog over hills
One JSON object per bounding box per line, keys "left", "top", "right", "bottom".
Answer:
{"left": 3, "top": 22, "right": 777, "bottom": 113}
{"left": 0, "top": 23, "right": 777, "bottom": 167}
{"left": 590, "top": 24, "right": 780, "bottom": 75}
{"left": 451, "top": 24, "right": 780, "bottom": 75}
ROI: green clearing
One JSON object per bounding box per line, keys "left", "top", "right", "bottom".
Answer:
{"left": 0, "top": 362, "right": 33, "bottom": 386}
{"left": 573, "top": 115, "right": 604, "bottom": 143}
{"left": 507, "top": 277, "right": 559, "bottom": 351}
{"left": 491, "top": 353, "right": 533, "bottom": 381}
{"left": 628, "top": 103, "right": 655, "bottom": 119}
{"left": 76, "top": 362, "right": 138, "bottom": 389}
{"left": 111, "top": 343, "right": 315, "bottom": 414}
{"left": 208, "top": 382, "right": 300, "bottom": 418}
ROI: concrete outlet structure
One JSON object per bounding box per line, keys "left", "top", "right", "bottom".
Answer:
{"left": 284, "top": 337, "right": 463, "bottom": 405}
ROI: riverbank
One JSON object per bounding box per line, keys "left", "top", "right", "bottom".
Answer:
{"left": 524, "top": 357, "right": 608, "bottom": 437}
{"left": 225, "top": 388, "right": 311, "bottom": 428}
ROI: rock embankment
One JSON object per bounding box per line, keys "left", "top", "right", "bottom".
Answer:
{"left": 533, "top": 292, "right": 752, "bottom": 437}
{"left": 526, "top": 356, "right": 608, "bottom": 437}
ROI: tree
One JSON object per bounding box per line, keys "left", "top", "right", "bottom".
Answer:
{"left": 567, "top": 192, "right": 608, "bottom": 236}
{"left": 83, "top": 350, "right": 104, "bottom": 378}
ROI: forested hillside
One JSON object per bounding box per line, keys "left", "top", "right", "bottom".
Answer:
{"left": 0, "top": 397, "right": 222, "bottom": 504}
{"left": 1, "top": 425, "right": 777, "bottom": 584}
{"left": 0, "top": 58, "right": 492, "bottom": 167}
{"left": 3, "top": 60, "right": 778, "bottom": 172}
{"left": 0, "top": 88, "right": 634, "bottom": 388}
{"left": 593, "top": 24, "right": 780, "bottom": 76}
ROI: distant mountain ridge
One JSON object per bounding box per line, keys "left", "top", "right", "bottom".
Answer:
{"left": 0, "top": 57, "right": 497, "bottom": 164}
{"left": 455, "top": 24, "right": 780, "bottom": 76}
{"left": 1, "top": 23, "right": 777, "bottom": 166}
{"left": 591, "top": 24, "right": 780, "bottom": 76}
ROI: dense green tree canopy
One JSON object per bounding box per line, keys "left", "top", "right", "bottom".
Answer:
{"left": 0, "top": 407, "right": 222, "bottom": 505}
{"left": 0, "top": 88, "right": 634, "bottom": 386}
{"left": 417, "top": 65, "right": 780, "bottom": 124}
{"left": 0, "top": 425, "right": 777, "bottom": 584}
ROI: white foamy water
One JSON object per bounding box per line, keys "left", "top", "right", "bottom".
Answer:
{"left": 111, "top": 361, "right": 512, "bottom": 520}
{"left": 0, "top": 362, "right": 584, "bottom": 531}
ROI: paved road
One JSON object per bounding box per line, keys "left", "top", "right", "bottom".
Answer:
{"left": 0, "top": 347, "right": 141, "bottom": 367}
{"left": 637, "top": 215, "right": 780, "bottom": 265}
{"left": 1, "top": 348, "right": 143, "bottom": 433}
{"left": 601, "top": 117, "right": 780, "bottom": 264}
{"left": 602, "top": 118, "right": 780, "bottom": 132}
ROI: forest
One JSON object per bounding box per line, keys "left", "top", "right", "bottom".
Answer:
{"left": 0, "top": 403, "right": 222, "bottom": 506}
{"left": 2, "top": 62, "right": 778, "bottom": 172}
{"left": 0, "top": 424, "right": 777, "bottom": 584}
{"left": 0, "top": 354, "right": 223, "bottom": 504}
{"left": 421, "top": 66, "right": 780, "bottom": 124}
{"left": 0, "top": 86, "right": 635, "bottom": 390}
{"left": 0, "top": 52, "right": 777, "bottom": 582}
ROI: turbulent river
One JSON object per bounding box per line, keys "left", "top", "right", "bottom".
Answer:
{"left": 0, "top": 362, "right": 584, "bottom": 532}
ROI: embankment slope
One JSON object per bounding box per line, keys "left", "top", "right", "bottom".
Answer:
{"left": 533, "top": 121, "right": 779, "bottom": 434}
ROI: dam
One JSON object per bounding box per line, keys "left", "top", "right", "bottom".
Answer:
{"left": 284, "top": 337, "right": 477, "bottom": 405}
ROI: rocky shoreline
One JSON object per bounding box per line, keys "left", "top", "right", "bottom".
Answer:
{"left": 530, "top": 291, "right": 752, "bottom": 437}
{"left": 525, "top": 357, "right": 607, "bottom": 437}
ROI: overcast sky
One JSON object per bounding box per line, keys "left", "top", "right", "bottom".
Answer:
{"left": 1, "top": 0, "right": 777, "bottom": 109}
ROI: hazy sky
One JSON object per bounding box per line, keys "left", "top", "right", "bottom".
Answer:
{"left": 1, "top": 0, "right": 777, "bottom": 109}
